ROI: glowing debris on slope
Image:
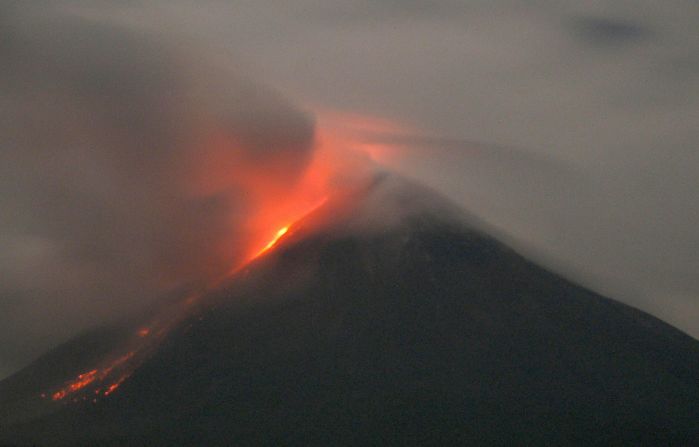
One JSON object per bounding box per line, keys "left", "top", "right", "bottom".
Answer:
{"left": 48, "top": 352, "right": 135, "bottom": 402}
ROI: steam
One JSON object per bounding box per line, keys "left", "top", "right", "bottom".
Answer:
{"left": 0, "top": 4, "right": 318, "bottom": 375}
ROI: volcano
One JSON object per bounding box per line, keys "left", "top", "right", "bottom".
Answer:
{"left": 1, "top": 174, "right": 698, "bottom": 445}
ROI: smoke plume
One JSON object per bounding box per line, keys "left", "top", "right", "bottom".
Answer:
{"left": 0, "top": 3, "right": 321, "bottom": 376}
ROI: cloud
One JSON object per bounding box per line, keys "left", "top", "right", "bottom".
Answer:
{"left": 567, "top": 16, "right": 652, "bottom": 47}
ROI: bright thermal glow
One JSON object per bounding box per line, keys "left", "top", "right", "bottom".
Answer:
{"left": 48, "top": 351, "right": 136, "bottom": 401}
{"left": 41, "top": 109, "right": 393, "bottom": 406}
{"left": 256, "top": 226, "right": 289, "bottom": 257}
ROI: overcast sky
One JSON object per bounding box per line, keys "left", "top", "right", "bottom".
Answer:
{"left": 1, "top": 1, "right": 698, "bottom": 378}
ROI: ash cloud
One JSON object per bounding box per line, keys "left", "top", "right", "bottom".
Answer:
{"left": 0, "top": 4, "right": 315, "bottom": 377}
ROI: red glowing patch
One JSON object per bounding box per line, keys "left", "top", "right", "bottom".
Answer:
{"left": 48, "top": 351, "right": 136, "bottom": 401}
{"left": 51, "top": 369, "right": 98, "bottom": 400}
{"left": 244, "top": 196, "right": 329, "bottom": 264}
{"left": 103, "top": 376, "right": 127, "bottom": 396}
{"left": 255, "top": 226, "right": 289, "bottom": 257}
{"left": 40, "top": 109, "right": 399, "bottom": 406}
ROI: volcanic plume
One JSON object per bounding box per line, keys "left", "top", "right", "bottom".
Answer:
{"left": 0, "top": 3, "right": 374, "bottom": 376}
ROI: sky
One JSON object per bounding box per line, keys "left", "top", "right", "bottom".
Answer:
{"left": 1, "top": 0, "right": 698, "bottom": 378}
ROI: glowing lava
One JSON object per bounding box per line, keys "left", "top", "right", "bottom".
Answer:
{"left": 51, "top": 369, "right": 98, "bottom": 400}
{"left": 44, "top": 111, "right": 377, "bottom": 404}
{"left": 255, "top": 226, "right": 289, "bottom": 257}
{"left": 245, "top": 195, "right": 329, "bottom": 264}
{"left": 40, "top": 108, "right": 390, "bottom": 404}
{"left": 103, "top": 376, "right": 128, "bottom": 396}
{"left": 47, "top": 349, "right": 138, "bottom": 401}
{"left": 43, "top": 175, "right": 332, "bottom": 403}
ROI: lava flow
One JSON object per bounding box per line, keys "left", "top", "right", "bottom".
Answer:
{"left": 51, "top": 369, "right": 98, "bottom": 401}
{"left": 40, "top": 112, "right": 378, "bottom": 404}
{"left": 40, "top": 192, "right": 325, "bottom": 404}
{"left": 248, "top": 196, "right": 328, "bottom": 262}
{"left": 44, "top": 197, "right": 330, "bottom": 404}
{"left": 255, "top": 226, "right": 289, "bottom": 257}
{"left": 49, "top": 351, "right": 136, "bottom": 402}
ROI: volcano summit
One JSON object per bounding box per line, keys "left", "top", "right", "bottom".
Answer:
{"left": 1, "top": 175, "right": 698, "bottom": 445}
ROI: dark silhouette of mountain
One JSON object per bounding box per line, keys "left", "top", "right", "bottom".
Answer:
{"left": 2, "top": 174, "right": 698, "bottom": 446}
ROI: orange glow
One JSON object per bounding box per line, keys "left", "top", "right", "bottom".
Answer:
{"left": 255, "top": 226, "right": 289, "bottom": 257}
{"left": 43, "top": 108, "right": 411, "bottom": 406}
{"left": 244, "top": 194, "right": 330, "bottom": 265}
{"left": 103, "top": 377, "right": 127, "bottom": 396}
{"left": 51, "top": 369, "right": 98, "bottom": 401}
{"left": 168, "top": 106, "right": 414, "bottom": 286}
{"left": 48, "top": 350, "right": 137, "bottom": 401}
{"left": 185, "top": 107, "right": 389, "bottom": 277}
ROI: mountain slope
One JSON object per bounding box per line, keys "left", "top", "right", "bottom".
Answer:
{"left": 2, "top": 175, "right": 698, "bottom": 445}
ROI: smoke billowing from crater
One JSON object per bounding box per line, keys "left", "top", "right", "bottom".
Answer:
{"left": 0, "top": 4, "right": 344, "bottom": 376}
